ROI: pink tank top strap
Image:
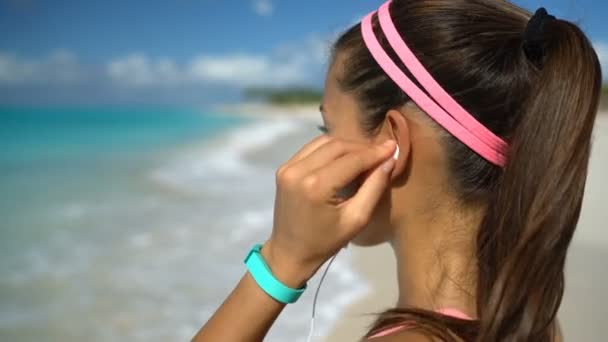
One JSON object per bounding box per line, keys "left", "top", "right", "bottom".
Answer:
{"left": 366, "top": 308, "right": 473, "bottom": 339}
{"left": 436, "top": 308, "right": 472, "bottom": 320}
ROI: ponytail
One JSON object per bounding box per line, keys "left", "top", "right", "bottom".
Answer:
{"left": 476, "top": 19, "right": 602, "bottom": 341}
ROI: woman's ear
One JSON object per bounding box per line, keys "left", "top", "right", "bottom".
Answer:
{"left": 385, "top": 109, "right": 411, "bottom": 182}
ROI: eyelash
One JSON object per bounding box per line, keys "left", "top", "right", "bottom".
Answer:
{"left": 316, "top": 124, "right": 329, "bottom": 134}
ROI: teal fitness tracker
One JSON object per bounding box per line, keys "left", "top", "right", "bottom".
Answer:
{"left": 244, "top": 243, "right": 307, "bottom": 304}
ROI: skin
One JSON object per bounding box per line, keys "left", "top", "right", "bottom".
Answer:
{"left": 193, "top": 55, "right": 562, "bottom": 341}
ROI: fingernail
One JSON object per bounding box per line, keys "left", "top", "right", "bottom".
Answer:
{"left": 381, "top": 158, "right": 395, "bottom": 173}
{"left": 393, "top": 145, "right": 400, "bottom": 161}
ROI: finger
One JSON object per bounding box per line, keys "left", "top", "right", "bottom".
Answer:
{"left": 286, "top": 134, "right": 332, "bottom": 165}
{"left": 290, "top": 138, "right": 375, "bottom": 177}
{"left": 341, "top": 155, "right": 395, "bottom": 235}
{"left": 313, "top": 140, "right": 396, "bottom": 198}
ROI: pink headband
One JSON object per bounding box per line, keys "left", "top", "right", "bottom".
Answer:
{"left": 361, "top": 0, "right": 508, "bottom": 167}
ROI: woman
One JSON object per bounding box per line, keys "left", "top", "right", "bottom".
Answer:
{"left": 194, "top": 0, "right": 602, "bottom": 341}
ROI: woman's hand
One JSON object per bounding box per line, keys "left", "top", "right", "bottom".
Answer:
{"left": 262, "top": 134, "right": 397, "bottom": 288}
{"left": 193, "top": 134, "right": 396, "bottom": 342}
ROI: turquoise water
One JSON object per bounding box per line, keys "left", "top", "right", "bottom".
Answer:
{"left": 0, "top": 107, "right": 256, "bottom": 341}
{"left": 0, "top": 108, "right": 362, "bottom": 342}
{"left": 0, "top": 107, "right": 244, "bottom": 162}
{"left": 0, "top": 107, "right": 248, "bottom": 253}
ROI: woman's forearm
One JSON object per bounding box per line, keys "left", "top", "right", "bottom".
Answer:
{"left": 192, "top": 271, "right": 284, "bottom": 342}
{"left": 192, "top": 244, "right": 310, "bottom": 342}
{"left": 194, "top": 137, "right": 395, "bottom": 341}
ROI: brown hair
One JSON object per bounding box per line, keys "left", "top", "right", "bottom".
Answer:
{"left": 331, "top": 0, "right": 602, "bottom": 341}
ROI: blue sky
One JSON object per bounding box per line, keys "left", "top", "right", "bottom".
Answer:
{"left": 0, "top": 0, "right": 606, "bottom": 106}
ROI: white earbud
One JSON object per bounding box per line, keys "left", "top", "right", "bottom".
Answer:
{"left": 393, "top": 144, "right": 400, "bottom": 161}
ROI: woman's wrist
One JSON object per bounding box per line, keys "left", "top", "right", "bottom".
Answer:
{"left": 259, "top": 241, "right": 314, "bottom": 289}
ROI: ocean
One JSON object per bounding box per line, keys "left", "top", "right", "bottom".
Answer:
{"left": 0, "top": 107, "right": 370, "bottom": 341}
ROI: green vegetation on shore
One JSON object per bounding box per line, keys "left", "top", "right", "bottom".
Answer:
{"left": 244, "top": 87, "right": 323, "bottom": 106}
{"left": 245, "top": 85, "right": 608, "bottom": 110}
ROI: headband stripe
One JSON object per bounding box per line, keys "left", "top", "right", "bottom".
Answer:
{"left": 378, "top": 1, "right": 508, "bottom": 156}
{"left": 361, "top": 2, "right": 508, "bottom": 167}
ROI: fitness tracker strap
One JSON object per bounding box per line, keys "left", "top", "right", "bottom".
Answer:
{"left": 244, "top": 244, "right": 307, "bottom": 304}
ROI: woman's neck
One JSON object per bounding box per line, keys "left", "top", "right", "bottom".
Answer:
{"left": 389, "top": 199, "right": 482, "bottom": 318}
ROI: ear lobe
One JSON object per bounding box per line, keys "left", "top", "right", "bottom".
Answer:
{"left": 386, "top": 109, "right": 411, "bottom": 181}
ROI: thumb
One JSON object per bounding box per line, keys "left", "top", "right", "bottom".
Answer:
{"left": 342, "top": 156, "right": 394, "bottom": 233}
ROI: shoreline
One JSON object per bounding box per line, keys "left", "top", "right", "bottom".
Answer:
{"left": 212, "top": 102, "right": 320, "bottom": 121}
{"left": 211, "top": 102, "right": 325, "bottom": 170}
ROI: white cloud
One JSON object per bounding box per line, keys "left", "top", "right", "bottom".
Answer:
{"left": 108, "top": 52, "right": 314, "bottom": 88}
{"left": 0, "top": 34, "right": 332, "bottom": 89}
{"left": 107, "top": 54, "right": 184, "bottom": 87}
{"left": 0, "top": 49, "right": 83, "bottom": 85}
{"left": 594, "top": 41, "right": 608, "bottom": 81}
{"left": 106, "top": 34, "right": 331, "bottom": 88}
{"left": 252, "top": 0, "right": 273, "bottom": 17}
{"left": 189, "top": 55, "right": 278, "bottom": 85}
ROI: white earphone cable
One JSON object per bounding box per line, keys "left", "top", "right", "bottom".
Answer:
{"left": 305, "top": 252, "right": 338, "bottom": 342}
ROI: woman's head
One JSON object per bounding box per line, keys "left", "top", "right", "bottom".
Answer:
{"left": 321, "top": 0, "right": 602, "bottom": 340}
{"left": 323, "top": 0, "right": 533, "bottom": 246}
